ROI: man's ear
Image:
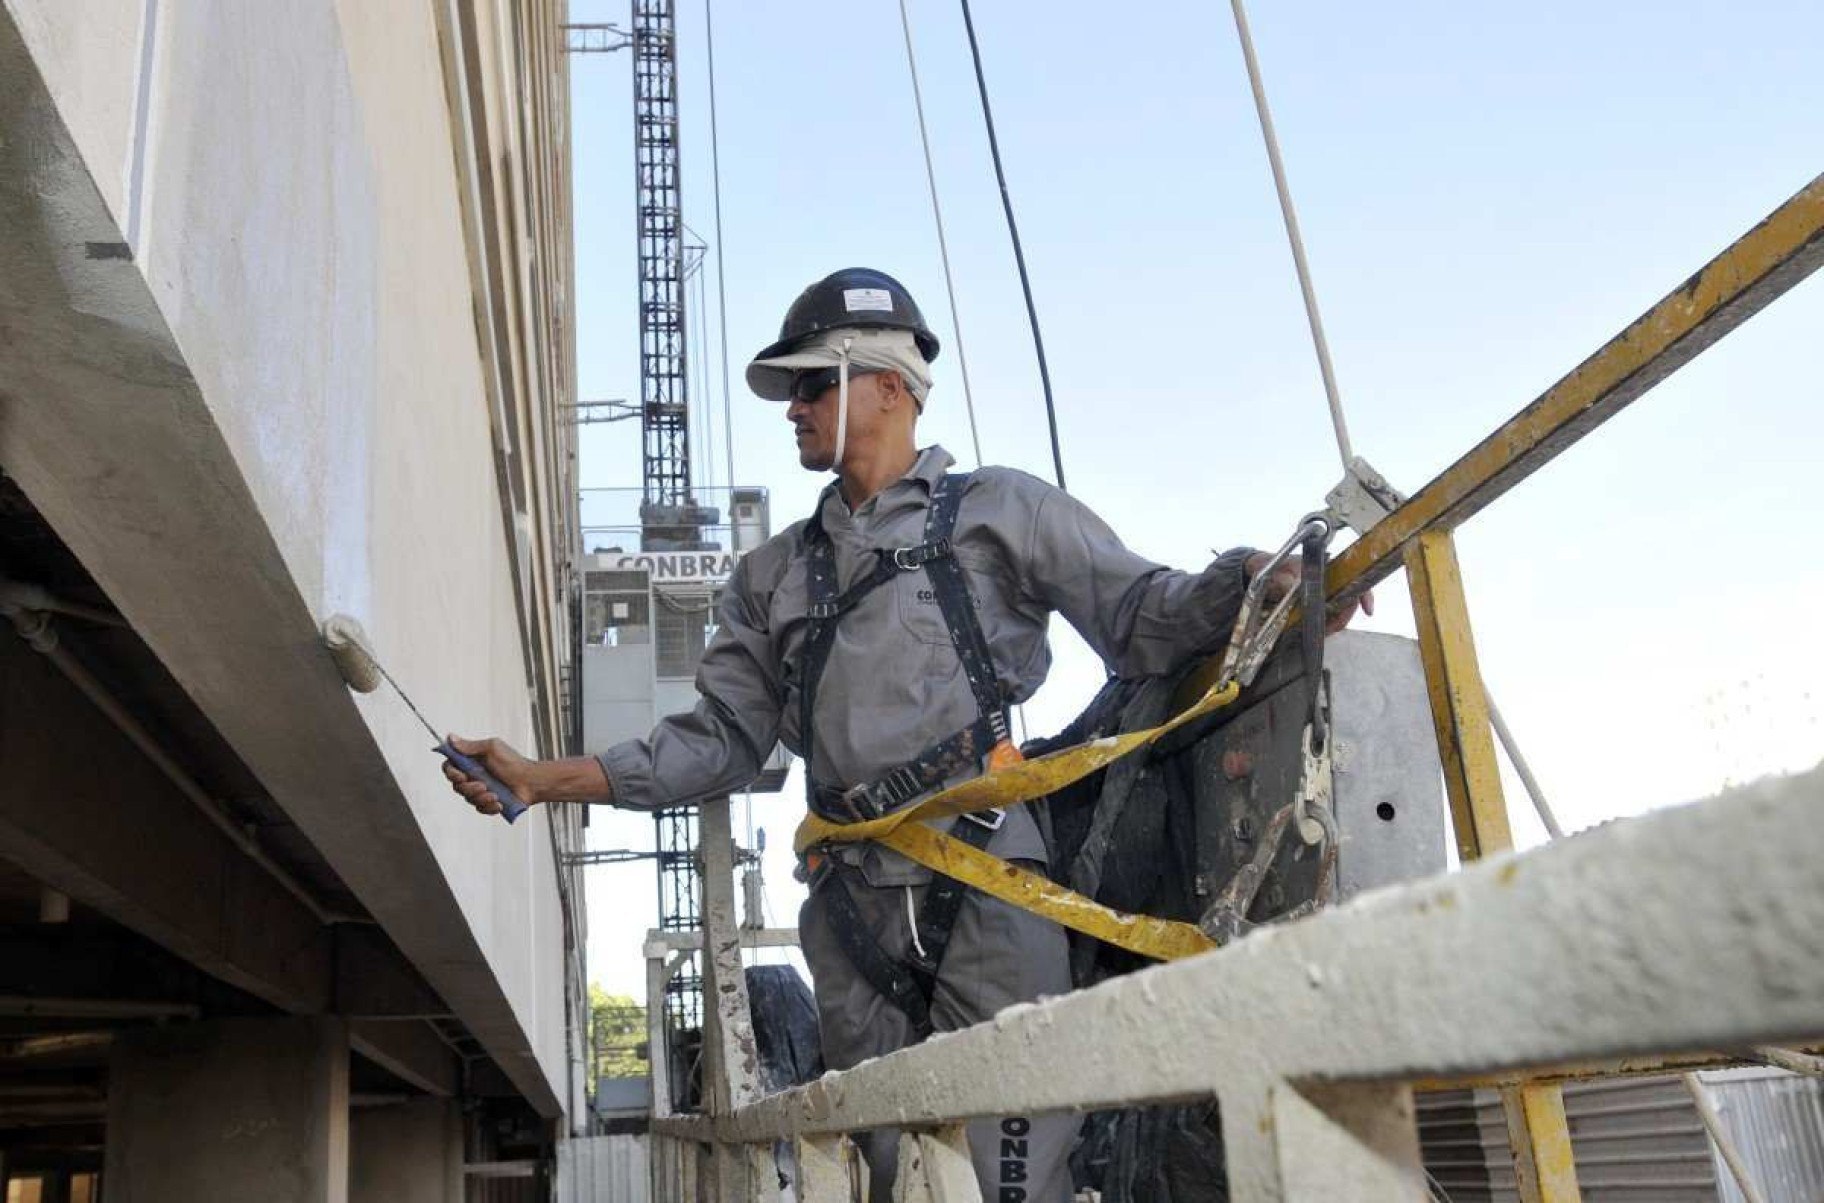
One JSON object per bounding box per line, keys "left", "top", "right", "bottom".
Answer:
{"left": 875, "top": 369, "right": 903, "bottom": 410}
{"left": 879, "top": 370, "right": 920, "bottom": 416}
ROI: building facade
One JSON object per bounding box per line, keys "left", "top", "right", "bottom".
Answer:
{"left": 0, "top": 1, "right": 583, "bottom": 1198}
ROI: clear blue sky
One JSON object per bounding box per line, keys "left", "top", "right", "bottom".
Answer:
{"left": 567, "top": 0, "right": 1824, "bottom": 997}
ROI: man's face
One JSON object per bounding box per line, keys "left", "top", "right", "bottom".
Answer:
{"left": 784, "top": 368, "right": 882, "bottom": 471}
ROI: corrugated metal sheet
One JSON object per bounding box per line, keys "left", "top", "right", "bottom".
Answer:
{"left": 1703, "top": 1068, "right": 1824, "bottom": 1203}
{"left": 1418, "top": 1089, "right": 1497, "bottom": 1203}
{"left": 1420, "top": 1076, "right": 1719, "bottom": 1202}
{"left": 467, "top": 1178, "right": 543, "bottom": 1203}
{"left": 1419, "top": 1070, "right": 1824, "bottom": 1203}
{"left": 1559, "top": 1077, "right": 1719, "bottom": 1201}
{"left": 557, "top": 1134, "right": 650, "bottom": 1203}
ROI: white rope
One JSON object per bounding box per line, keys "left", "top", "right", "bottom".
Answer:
{"left": 905, "top": 886, "right": 929, "bottom": 960}
{"left": 1684, "top": 1073, "right": 1769, "bottom": 1203}
{"left": 1226, "top": 0, "right": 1354, "bottom": 470}
{"left": 897, "top": 0, "right": 984, "bottom": 468}
{"left": 687, "top": 246, "right": 717, "bottom": 492}
{"left": 833, "top": 338, "right": 853, "bottom": 471}
{"left": 704, "top": 0, "right": 738, "bottom": 493}
{"left": 1486, "top": 695, "right": 1566, "bottom": 840}
{"left": 700, "top": 2, "right": 749, "bottom": 847}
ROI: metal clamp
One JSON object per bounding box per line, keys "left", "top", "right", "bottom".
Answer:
{"left": 1199, "top": 802, "right": 1297, "bottom": 945}
{"left": 1323, "top": 455, "right": 1406, "bottom": 537}
{"left": 1296, "top": 721, "right": 1337, "bottom": 848}
{"left": 1216, "top": 513, "right": 1332, "bottom": 691}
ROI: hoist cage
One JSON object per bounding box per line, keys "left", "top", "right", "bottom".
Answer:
{"left": 623, "top": 174, "right": 1824, "bottom": 1203}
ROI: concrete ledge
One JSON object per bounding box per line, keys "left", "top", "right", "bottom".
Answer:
{"left": 714, "top": 767, "right": 1824, "bottom": 1193}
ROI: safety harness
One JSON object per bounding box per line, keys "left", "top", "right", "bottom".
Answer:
{"left": 798, "top": 472, "right": 1011, "bottom": 1040}
{"left": 794, "top": 499, "right": 1344, "bottom": 1033}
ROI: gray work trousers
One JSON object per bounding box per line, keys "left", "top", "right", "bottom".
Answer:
{"left": 800, "top": 856, "right": 1078, "bottom": 1203}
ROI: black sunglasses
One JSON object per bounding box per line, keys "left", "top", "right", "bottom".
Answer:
{"left": 789, "top": 366, "right": 879, "bottom": 404}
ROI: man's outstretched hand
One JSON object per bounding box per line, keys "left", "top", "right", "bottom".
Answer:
{"left": 1243, "top": 551, "right": 1375, "bottom": 635}
{"left": 442, "top": 735, "right": 537, "bottom": 816}
{"left": 441, "top": 737, "right": 615, "bottom": 816}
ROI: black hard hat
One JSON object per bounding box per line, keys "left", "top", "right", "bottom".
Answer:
{"left": 751, "top": 268, "right": 941, "bottom": 364}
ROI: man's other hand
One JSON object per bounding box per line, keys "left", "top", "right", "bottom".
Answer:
{"left": 442, "top": 735, "right": 536, "bottom": 816}
{"left": 1243, "top": 551, "right": 1374, "bottom": 636}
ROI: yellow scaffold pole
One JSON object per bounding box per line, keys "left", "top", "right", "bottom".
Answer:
{"left": 1407, "top": 530, "right": 1582, "bottom": 1203}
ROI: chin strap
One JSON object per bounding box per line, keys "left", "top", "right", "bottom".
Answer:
{"left": 832, "top": 336, "right": 854, "bottom": 473}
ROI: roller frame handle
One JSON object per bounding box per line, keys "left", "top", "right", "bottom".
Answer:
{"left": 435, "top": 741, "right": 527, "bottom": 823}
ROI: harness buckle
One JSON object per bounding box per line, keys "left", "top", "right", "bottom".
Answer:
{"left": 837, "top": 781, "right": 881, "bottom": 821}
{"left": 891, "top": 537, "right": 951, "bottom": 572}
{"left": 961, "top": 808, "right": 1006, "bottom": 832}
{"left": 987, "top": 709, "right": 1010, "bottom": 743}
{"left": 807, "top": 601, "right": 839, "bottom": 620}
{"left": 837, "top": 763, "right": 929, "bottom": 821}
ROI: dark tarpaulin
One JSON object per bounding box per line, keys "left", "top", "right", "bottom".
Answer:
{"left": 746, "top": 963, "right": 825, "bottom": 1094}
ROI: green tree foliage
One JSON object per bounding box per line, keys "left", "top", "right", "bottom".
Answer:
{"left": 589, "top": 984, "right": 648, "bottom": 1080}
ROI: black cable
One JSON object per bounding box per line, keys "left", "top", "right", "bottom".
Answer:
{"left": 957, "top": 0, "right": 1067, "bottom": 492}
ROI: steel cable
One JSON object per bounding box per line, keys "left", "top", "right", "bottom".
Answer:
{"left": 956, "top": 0, "right": 1067, "bottom": 491}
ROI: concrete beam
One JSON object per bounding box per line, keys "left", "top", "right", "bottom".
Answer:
{"left": 0, "top": 15, "right": 561, "bottom": 1116}
{"left": 0, "top": 648, "right": 454, "bottom": 1040}
{"left": 335, "top": 928, "right": 453, "bottom": 1021}
{"left": 348, "top": 1020, "right": 459, "bottom": 1099}
{"left": 0, "top": 926, "right": 226, "bottom": 1005}
{"left": 0, "top": 637, "right": 330, "bottom": 1013}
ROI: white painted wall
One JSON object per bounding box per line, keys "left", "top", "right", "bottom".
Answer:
{"left": 5, "top": 0, "right": 575, "bottom": 1104}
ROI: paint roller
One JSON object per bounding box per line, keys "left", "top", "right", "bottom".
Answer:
{"left": 320, "top": 614, "right": 527, "bottom": 823}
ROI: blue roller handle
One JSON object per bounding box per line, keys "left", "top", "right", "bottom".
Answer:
{"left": 435, "top": 741, "right": 527, "bottom": 823}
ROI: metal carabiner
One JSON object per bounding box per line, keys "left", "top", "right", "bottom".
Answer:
{"left": 1215, "top": 513, "right": 1332, "bottom": 691}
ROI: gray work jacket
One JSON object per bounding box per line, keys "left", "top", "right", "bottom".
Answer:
{"left": 597, "top": 445, "right": 1255, "bottom": 881}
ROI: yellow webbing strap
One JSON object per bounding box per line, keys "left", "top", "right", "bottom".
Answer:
{"left": 794, "top": 678, "right": 1243, "bottom": 962}
{"left": 877, "top": 821, "right": 1217, "bottom": 960}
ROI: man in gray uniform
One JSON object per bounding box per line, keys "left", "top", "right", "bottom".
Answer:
{"left": 445, "top": 268, "right": 1355, "bottom": 1201}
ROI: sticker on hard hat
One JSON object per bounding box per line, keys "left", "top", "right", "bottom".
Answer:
{"left": 843, "top": 287, "right": 894, "bottom": 313}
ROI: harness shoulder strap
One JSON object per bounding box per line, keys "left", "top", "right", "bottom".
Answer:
{"left": 923, "top": 474, "right": 1007, "bottom": 738}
